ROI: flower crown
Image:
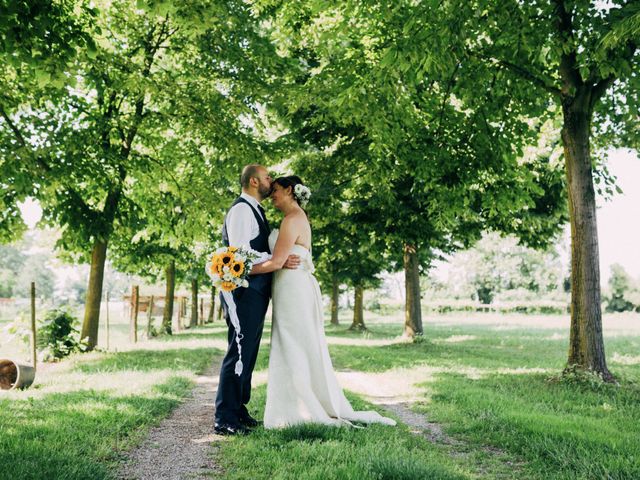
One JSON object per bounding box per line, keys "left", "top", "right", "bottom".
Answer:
{"left": 293, "top": 184, "right": 311, "bottom": 208}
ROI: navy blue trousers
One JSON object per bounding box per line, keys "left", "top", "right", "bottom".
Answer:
{"left": 214, "top": 287, "right": 270, "bottom": 425}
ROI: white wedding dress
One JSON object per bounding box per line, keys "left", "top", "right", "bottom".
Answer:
{"left": 263, "top": 230, "right": 396, "bottom": 429}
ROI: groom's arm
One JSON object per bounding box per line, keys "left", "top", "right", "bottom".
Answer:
{"left": 227, "top": 203, "right": 299, "bottom": 269}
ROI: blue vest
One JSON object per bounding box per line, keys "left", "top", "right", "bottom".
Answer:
{"left": 221, "top": 197, "right": 272, "bottom": 297}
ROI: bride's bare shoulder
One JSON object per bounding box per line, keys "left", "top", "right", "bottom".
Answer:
{"left": 284, "top": 210, "right": 307, "bottom": 224}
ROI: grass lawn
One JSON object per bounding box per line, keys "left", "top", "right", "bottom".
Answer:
{"left": 0, "top": 309, "right": 223, "bottom": 480}
{"left": 2, "top": 306, "right": 639, "bottom": 479}
{"left": 216, "top": 311, "right": 640, "bottom": 480}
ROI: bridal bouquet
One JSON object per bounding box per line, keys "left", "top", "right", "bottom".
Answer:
{"left": 205, "top": 246, "right": 260, "bottom": 292}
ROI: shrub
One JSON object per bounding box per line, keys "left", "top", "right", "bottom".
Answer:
{"left": 37, "top": 309, "right": 88, "bottom": 361}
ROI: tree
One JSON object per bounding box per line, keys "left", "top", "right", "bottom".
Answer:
{"left": 262, "top": 2, "right": 567, "bottom": 339}
{"left": 15, "top": 254, "right": 55, "bottom": 300}
{"left": 0, "top": 244, "right": 26, "bottom": 297}
{"left": 606, "top": 264, "right": 637, "bottom": 312}
{"left": 426, "top": 0, "right": 639, "bottom": 380}
{"left": 0, "top": 1, "right": 94, "bottom": 243}
{"left": 2, "top": 1, "right": 272, "bottom": 348}
{"left": 448, "top": 232, "right": 565, "bottom": 304}
{"left": 2, "top": 5, "right": 183, "bottom": 347}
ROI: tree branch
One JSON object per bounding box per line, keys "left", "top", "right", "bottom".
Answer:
{"left": 493, "top": 57, "right": 562, "bottom": 97}
{"left": 590, "top": 74, "right": 616, "bottom": 111}
{"left": 0, "top": 105, "right": 28, "bottom": 148}
{"left": 436, "top": 62, "right": 461, "bottom": 134}
{"left": 0, "top": 105, "right": 51, "bottom": 173}
{"left": 553, "top": 0, "right": 582, "bottom": 94}
{"left": 466, "top": 45, "right": 561, "bottom": 97}
{"left": 121, "top": 17, "right": 173, "bottom": 156}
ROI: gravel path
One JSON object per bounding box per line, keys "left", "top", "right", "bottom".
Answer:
{"left": 117, "top": 361, "right": 223, "bottom": 480}
{"left": 379, "top": 402, "right": 459, "bottom": 445}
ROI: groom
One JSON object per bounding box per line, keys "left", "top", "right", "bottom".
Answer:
{"left": 214, "top": 164, "right": 299, "bottom": 435}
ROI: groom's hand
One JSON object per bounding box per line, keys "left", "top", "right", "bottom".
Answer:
{"left": 283, "top": 254, "right": 301, "bottom": 269}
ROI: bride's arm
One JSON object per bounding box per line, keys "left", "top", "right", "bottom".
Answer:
{"left": 251, "top": 216, "right": 299, "bottom": 275}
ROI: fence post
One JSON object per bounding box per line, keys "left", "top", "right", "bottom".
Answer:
{"left": 146, "top": 295, "right": 155, "bottom": 339}
{"left": 176, "top": 296, "right": 182, "bottom": 332}
{"left": 30, "top": 282, "right": 37, "bottom": 370}
{"left": 130, "top": 286, "right": 139, "bottom": 343}
{"left": 106, "top": 291, "right": 110, "bottom": 351}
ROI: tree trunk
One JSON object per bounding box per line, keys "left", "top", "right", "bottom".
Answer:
{"left": 80, "top": 239, "right": 108, "bottom": 349}
{"left": 403, "top": 243, "right": 423, "bottom": 337}
{"left": 208, "top": 285, "right": 216, "bottom": 323}
{"left": 330, "top": 276, "right": 339, "bottom": 325}
{"left": 190, "top": 278, "right": 198, "bottom": 328}
{"left": 161, "top": 260, "right": 175, "bottom": 335}
{"left": 349, "top": 285, "right": 366, "bottom": 331}
{"left": 562, "top": 91, "right": 612, "bottom": 381}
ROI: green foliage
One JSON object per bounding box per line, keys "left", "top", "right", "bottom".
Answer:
{"left": 445, "top": 232, "right": 565, "bottom": 304}
{"left": 0, "top": 244, "right": 26, "bottom": 297}
{"left": 37, "top": 309, "right": 87, "bottom": 360}
{"left": 0, "top": 242, "right": 55, "bottom": 299}
{"left": 601, "top": 3, "right": 640, "bottom": 49}
{"left": 606, "top": 263, "right": 640, "bottom": 312}
{"left": 261, "top": 0, "right": 569, "bottom": 294}
{"left": 14, "top": 253, "right": 56, "bottom": 300}
{"left": 423, "top": 300, "right": 568, "bottom": 315}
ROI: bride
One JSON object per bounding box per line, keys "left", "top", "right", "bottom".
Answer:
{"left": 250, "top": 175, "right": 396, "bottom": 428}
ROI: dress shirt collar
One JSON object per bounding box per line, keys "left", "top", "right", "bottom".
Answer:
{"left": 240, "top": 192, "right": 263, "bottom": 211}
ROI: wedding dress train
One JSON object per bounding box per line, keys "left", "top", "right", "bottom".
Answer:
{"left": 263, "top": 230, "right": 396, "bottom": 429}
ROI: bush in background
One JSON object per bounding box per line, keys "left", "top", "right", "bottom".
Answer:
{"left": 605, "top": 264, "right": 640, "bottom": 313}
{"left": 37, "top": 309, "right": 88, "bottom": 361}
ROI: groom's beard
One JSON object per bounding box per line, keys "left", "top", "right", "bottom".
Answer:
{"left": 258, "top": 184, "right": 272, "bottom": 201}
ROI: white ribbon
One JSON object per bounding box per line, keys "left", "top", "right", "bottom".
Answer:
{"left": 221, "top": 290, "right": 244, "bottom": 376}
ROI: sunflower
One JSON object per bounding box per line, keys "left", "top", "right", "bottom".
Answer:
{"left": 210, "top": 261, "right": 223, "bottom": 276}
{"left": 220, "top": 252, "right": 235, "bottom": 266}
{"left": 228, "top": 247, "right": 238, "bottom": 253}
{"left": 230, "top": 261, "right": 245, "bottom": 277}
{"left": 210, "top": 255, "right": 225, "bottom": 272}
{"left": 221, "top": 281, "right": 236, "bottom": 292}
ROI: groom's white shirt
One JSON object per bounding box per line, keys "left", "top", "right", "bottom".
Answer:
{"left": 226, "top": 192, "right": 272, "bottom": 262}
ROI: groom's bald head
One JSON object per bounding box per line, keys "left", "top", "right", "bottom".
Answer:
{"left": 240, "top": 164, "right": 264, "bottom": 189}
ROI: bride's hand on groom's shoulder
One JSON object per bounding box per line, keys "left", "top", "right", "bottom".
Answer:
{"left": 283, "top": 254, "right": 301, "bottom": 269}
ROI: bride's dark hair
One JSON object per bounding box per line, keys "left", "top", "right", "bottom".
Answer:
{"left": 273, "top": 175, "right": 307, "bottom": 207}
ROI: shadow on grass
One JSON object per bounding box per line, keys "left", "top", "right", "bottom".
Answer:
{"left": 328, "top": 327, "right": 640, "bottom": 373}
{"left": 0, "top": 377, "right": 193, "bottom": 480}
{"left": 154, "top": 325, "right": 269, "bottom": 342}
{"left": 327, "top": 337, "right": 566, "bottom": 372}
{"left": 73, "top": 347, "right": 223, "bottom": 374}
